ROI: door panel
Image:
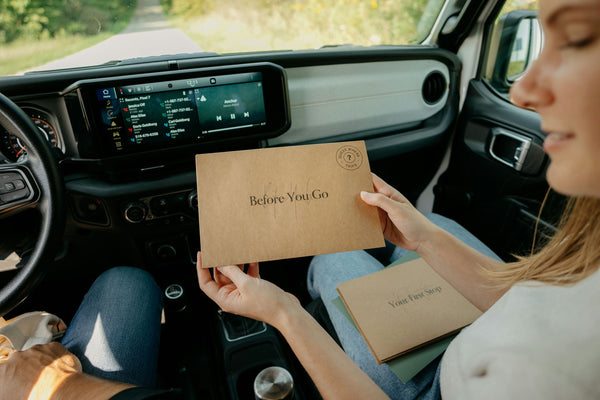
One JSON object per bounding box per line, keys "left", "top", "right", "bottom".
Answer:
{"left": 433, "top": 80, "right": 566, "bottom": 261}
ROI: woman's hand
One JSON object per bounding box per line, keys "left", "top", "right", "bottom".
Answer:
{"left": 196, "top": 252, "right": 301, "bottom": 329}
{"left": 0, "top": 342, "right": 135, "bottom": 400}
{"left": 360, "top": 173, "right": 439, "bottom": 253}
{"left": 0, "top": 341, "right": 81, "bottom": 400}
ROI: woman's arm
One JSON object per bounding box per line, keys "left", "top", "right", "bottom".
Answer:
{"left": 276, "top": 301, "right": 389, "bottom": 400}
{"left": 361, "top": 174, "right": 507, "bottom": 311}
{"left": 196, "top": 255, "right": 390, "bottom": 400}
{"left": 416, "top": 226, "right": 508, "bottom": 310}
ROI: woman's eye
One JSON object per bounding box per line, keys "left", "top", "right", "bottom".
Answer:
{"left": 561, "top": 37, "right": 594, "bottom": 49}
{"left": 571, "top": 37, "right": 594, "bottom": 47}
{"left": 560, "top": 26, "right": 598, "bottom": 49}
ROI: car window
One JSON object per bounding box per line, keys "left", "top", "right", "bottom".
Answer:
{"left": 483, "top": 0, "right": 540, "bottom": 95}
{"left": 497, "top": 0, "right": 538, "bottom": 21}
{"left": 0, "top": 0, "right": 447, "bottom": 76}
{"left": 162, "top": 0, "right": 445, "bottom": 53}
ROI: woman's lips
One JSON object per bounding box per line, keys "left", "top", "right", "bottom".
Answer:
{"left": 543, "top": 132, "right": 574, "bottom": 153}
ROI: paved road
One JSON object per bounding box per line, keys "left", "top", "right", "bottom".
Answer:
{"left": 31, "top": 0, "right": 202, "bottom": 72}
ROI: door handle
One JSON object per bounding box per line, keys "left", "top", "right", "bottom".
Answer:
{"left": 488, "top": 128, "right": 546, "bottom": 175}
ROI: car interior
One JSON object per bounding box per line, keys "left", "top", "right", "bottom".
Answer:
{"left": 0, "top": 0, "right": 565, "bottom": 398}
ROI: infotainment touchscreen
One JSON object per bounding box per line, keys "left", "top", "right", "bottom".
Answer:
{"left": 71, "top": 63, "right": 290, "bottom": 158}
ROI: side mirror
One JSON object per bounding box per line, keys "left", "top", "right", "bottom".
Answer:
{"left": 485, "top": 10, "right": 542, "bottom": 94}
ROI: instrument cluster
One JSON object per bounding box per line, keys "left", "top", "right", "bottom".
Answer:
{"left": 0, "top": 106, "right": 59, "bottom": 162}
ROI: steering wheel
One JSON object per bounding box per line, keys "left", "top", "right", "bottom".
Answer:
{"left": 0, "top": 92, "right": 65, "bottom": 317}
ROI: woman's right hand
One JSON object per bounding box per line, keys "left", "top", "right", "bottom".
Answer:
{"left": 360, "top": 173, "right": 439, "bottom": 253}
{"left": 196, "top": 252, "right": 301, "bottom": 329}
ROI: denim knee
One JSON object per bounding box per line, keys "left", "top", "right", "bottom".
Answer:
{"left": 91, "top": 266, "right": 163, "bottom": 308}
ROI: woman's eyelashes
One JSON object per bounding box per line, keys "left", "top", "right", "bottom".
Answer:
{"left": 562, "top": 36, "right": 595, "bottom": 49}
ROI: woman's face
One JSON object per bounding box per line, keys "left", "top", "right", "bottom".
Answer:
{"left": 510, "top": 0, "right": 600, "bottom": 197}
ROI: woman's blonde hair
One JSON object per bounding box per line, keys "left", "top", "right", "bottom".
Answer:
{"left": 484, "top": 195, "right": 600, "bottom": 288}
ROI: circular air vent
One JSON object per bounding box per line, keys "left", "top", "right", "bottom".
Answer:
{"left": 422, "top": 71, "right": 447, "bottom": 105}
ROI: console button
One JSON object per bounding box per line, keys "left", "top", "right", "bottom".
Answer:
{"left": 0, "top": 188, "right": 30, "bottom": 203}
{"left": 124, "top": 202, "right": 147, "bottom": 223}
{"left": 14, "top": 180, "right": 25, "bottom": 190}
{"left": 0, "top": 173, "right": 26, "bottom": 195}
{"left": 150, "top": 196, "right": 170, "bottom": 217}
{"left": 150, "top": 193, "right": 187, "bottom": 217}
{"left": 0, "top": 173, "right": 19, "bottom": 184}
{"left": 3, "top": 182, "right": 15, "bottom": 192}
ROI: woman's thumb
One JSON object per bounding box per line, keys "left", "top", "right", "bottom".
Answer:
{"left": 217, "top": 265, "right": 248, "bottom": 285}
{"left": 361, "top": 191, "right": 397, "bottom": 214}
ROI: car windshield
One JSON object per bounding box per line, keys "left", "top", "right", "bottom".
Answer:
{"left": 0, "top": 0, "right": 447, "bottom": 76}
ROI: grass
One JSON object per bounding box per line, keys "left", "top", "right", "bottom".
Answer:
{"left": 0, "top": 34, "right": 114, "bottom": 76}
{"left": 0, "top": 2, "right": 135, "bottom": 76}
{"left": 164, "top": 0, "right": 426, "bottom": 54}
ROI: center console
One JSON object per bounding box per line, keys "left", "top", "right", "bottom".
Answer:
{"left": 60, "top": 63, "right": 306, "bottom": 399}
{"left": 217, "top": 312, "right": 300, "bottom": 400}
{"left": 62, "top": 62, "right": 291, "bottom": 268}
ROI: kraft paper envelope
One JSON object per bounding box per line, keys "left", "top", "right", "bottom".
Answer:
{"left": 337, "top": 257, "right": 482, "bottom": 364}
{"left": 195, "top": 141, "right": 384, "bottom": 268}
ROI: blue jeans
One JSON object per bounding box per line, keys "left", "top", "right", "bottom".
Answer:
{"left": 61, "top": 267, "right": 163, "bottom": 387}
{"left": 307, "top": 213, "right": 502, "bottom": 400}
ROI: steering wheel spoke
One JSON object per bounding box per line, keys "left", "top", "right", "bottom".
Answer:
{"left": 0, "top": 162, "right": 40, "bottom": 217}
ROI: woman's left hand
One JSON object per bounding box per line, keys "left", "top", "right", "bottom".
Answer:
{"left": 196, "top": 252, "right": 301, "bottom": 328}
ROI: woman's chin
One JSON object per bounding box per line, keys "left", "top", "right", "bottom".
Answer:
{"left": 546, "top": 164, "right": 575, "bottom": 195}
{"left": 546, "top": 164, "right": 600, "bottom": 198}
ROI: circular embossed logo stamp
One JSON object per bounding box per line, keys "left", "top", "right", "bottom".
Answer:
{"left": 336, "top": 145, "right": 363, "bottom": 170}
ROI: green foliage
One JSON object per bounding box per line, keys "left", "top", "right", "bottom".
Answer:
{"left": 161, "top": 0, "right": 215, "bottom": 18}
{"left": 0, "top": 31, "right": 112, "bottom": 75}
{"left": 162, "top": 0, "right": 438, "bottom": 53}
{"left": 0, "top": 0, "right": 136, "bottom": 44}
{"left": 500, "top": 0, "right": 537, "bottom": 15}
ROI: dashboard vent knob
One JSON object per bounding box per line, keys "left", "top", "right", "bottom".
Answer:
{"left": 422, "top": 71, "right": 447, "bottom": 105}
{"left": 124, "top": 202, "right": 147, "bottom": 223}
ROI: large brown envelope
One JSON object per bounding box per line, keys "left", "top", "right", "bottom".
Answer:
{"left": 337, "top": 257, "right": 482, "bottom": 364}
{"left": 195, "top": 141, "right": 385, "bottom": 268}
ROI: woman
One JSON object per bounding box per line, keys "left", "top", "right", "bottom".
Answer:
{"left": 197, "top": 0, "right": 600, "bottom": 398}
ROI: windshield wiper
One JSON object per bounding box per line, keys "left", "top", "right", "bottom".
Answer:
{"left": 102, "top": 52, "right": 219, "bottom": 66}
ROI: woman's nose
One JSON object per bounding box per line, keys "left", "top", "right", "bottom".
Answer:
{"left": 509, "top": 59, "right": 554, "bottom": 111}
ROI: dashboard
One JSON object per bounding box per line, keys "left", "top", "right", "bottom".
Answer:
{"left": 0, "top": 62, "right": 290, "bottom": 166}
{"left": 0, "top": 62, "right": 292, "bottom": 266}
{"left": 0, "top": 51, "right": 457, "bottom": 269}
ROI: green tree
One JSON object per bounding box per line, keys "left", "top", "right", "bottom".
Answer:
{"left": 0, "top": 0, "right": 136, "bottom": 44}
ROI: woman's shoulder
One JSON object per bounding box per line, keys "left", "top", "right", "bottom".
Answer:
{"left": 440, "top": 266, "right": 600, "bottom": 399}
